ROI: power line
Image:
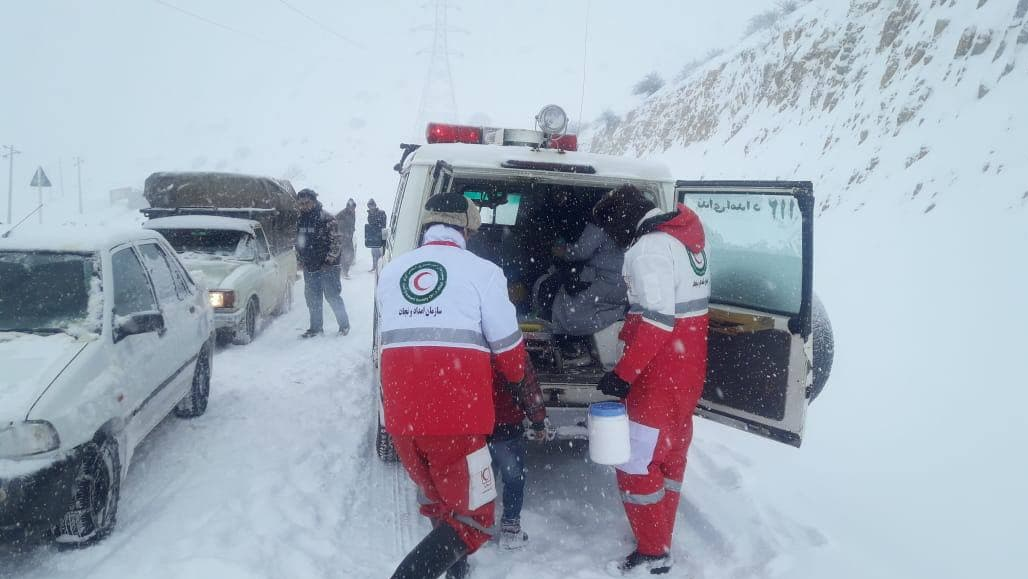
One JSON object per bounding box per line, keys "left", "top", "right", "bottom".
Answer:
{"left": 152, "top": 0, "right": 286, "bottom": 48}
{"left": 577, "top": 0, "right": 591, "bottom": 132}
{"left": 274, "top": 0, "right": 364, "bottom": 49}
{"left": 152, "top": 0, "right": 349, "bottom": 62}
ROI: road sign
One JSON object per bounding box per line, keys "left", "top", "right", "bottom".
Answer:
{"left": 31, "top": 167, "right": 52, "bottom": 188}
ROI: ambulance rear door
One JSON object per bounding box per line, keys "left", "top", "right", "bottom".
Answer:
{"left": 676, "top": 180, "right": 814, "bottom": 447}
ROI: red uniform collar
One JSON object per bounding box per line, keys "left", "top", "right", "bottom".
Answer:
{"left": 424, "top": 240, "right": 460, "bottom": 248}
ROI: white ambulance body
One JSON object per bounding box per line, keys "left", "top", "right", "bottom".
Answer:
{"left": 371, "top": 107, "right": 832, "bottom": 460}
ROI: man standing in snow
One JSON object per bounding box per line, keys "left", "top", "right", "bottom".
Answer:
{"left": 335, "top": 198, "right": 357, "bottom": 278}
{"left": 378, "top": 193, "right": 527, "bottom": 579}
{"left": 592, "top": 185, "right": 711, "bottom": 576}
{"left": 366, "top": 198, "right": 388, "bottom": 272}
{"left": 295, "top": 189, "right": 350, "bottom": 338}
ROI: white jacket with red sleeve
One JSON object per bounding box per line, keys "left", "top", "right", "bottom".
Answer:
{"left": 615, "top": 205, "right": 711, "bottom": 402}
{"left": 376, "top": 224, "right": 526, "bottom": 436}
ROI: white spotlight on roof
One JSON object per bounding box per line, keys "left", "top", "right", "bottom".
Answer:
{"left": 535, "top": 104, "right": 569, "bottom": 136}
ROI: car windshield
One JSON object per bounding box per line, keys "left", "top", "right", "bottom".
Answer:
{"left": 158, "top": 229, "right": 256, "bottom": 260}
{"left": 0, "top": 251, "right": 101, "bottom": 335}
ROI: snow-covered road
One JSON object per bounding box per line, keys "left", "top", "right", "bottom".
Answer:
{"left": 0, "top": 258, "right": 827, "bottom": 579}
{"left": 4, "top": 201, "right": 1024, "bottom": 579}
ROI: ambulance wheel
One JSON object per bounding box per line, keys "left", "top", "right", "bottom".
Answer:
{"left": 376, "top": 419, "right": 399, "bottom": 463}
{"left": 808, "top": 294, "right": 834, "bottom": 402}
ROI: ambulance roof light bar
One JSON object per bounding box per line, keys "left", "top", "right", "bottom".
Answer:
{"left": 426, "top": 123, "right": 483, "bottom": 145}
{"left": 425, "top": 105, "right": 577, "bottom": 151}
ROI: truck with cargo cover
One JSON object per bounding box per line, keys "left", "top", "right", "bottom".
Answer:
{"left": 141, "top": 172, "right": 298, "bottom": 345}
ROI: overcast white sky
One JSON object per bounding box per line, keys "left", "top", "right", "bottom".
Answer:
{"left": 0, "top": 0, "right": 769, "bottom": 209}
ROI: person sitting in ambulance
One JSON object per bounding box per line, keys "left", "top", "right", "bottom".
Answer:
{"left": 547, "top": 219, "right": 628, "bottom": 359}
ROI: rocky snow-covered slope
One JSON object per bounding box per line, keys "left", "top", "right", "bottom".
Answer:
{"left": 589, "top": 0, "right": 1027, "bottom": 217}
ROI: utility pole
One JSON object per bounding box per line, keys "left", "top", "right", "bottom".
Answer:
{"left": 58, "top": 157, "right": 66, "bottom": 199}
{"left": 74, "top": 157, "right": 84, "bottom": 214}
{"left": 413, "top": 0, "right": 460, "bottom": 140}
{"left": 2, "top": 145, "right": 21, "bottom": 224}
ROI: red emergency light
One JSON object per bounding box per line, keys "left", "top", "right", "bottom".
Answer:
{"left": 426, "top": 123, "right": 483, "bottom": 144}
{"left": 548, "top": 134, "right": 578, "bottom": 151}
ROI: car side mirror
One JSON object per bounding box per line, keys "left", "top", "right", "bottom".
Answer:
{"left": 114, "top": 312, "right": 166, "bottom": 343}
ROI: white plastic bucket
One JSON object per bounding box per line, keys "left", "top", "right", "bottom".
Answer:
{"left": 587, "top": 402, "right": 631, "bottom": 465}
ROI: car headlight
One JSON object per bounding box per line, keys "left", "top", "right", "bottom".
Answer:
{"left": 208, "top": 290, "right": 235, "bottom": 309}
{"left": 0, "top": 421, "right": 60, "bottom": 459}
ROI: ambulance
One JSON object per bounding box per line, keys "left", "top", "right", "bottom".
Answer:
{"left": 371, "top": 105, "right": 833, "bottom": 460}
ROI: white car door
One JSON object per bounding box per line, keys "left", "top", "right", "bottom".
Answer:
{"left": 109, "top": 245, "right": 178, "bottom": 449}
{"left": 676, "top": 181, "right": 814, "bottom": 447}
{"left": 137, "top": 241, "right": 199, "bottom": 418}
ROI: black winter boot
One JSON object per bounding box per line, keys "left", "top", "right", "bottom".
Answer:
{"left": 607, "top": 550, "right": 673, "bottom": 576}
{"left": 390, "top": 524, "right": 469, "bottom": 579}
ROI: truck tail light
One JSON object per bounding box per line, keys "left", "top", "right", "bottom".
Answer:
{"left": 426, "top": 123, "right": 483, "bottom": 144}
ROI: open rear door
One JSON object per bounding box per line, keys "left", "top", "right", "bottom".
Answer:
{"left": 676, "top": 181, "right": 814, "bottom": 447}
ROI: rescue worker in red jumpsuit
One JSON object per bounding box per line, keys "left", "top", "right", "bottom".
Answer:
{"left": 592, "top": 185, "right": 711, "bottom": 576}
{"left": 378, "top": 193, "right": 527, "bottom": 579}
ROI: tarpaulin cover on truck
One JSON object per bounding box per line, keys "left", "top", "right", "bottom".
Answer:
{"left": 143, "top": 172, "right": 298, "bottom": 253}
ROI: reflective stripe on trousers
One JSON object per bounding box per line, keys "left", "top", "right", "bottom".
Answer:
{"left": 621, "top": 478, "right": 681, "bottom": 506}
{"left": 418, "top": 490, "right": 495, "bottom": 536}
{"left": 621, "top": 488, "right": 665, "bottom": 506}
{"left": 454, "top": 514, "right": 496, "bottom": 537}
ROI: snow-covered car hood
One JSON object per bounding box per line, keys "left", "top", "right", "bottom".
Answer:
{"left": 0, "top": 333, "right": 90, "bottom": 422}
{"left": 180, "top": 258, "right": 253, "bottom": 288}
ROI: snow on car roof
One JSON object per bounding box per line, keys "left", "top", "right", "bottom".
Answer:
{"left": 408, "top": 143, "right": 673, "bottom": 182}
{"left": 143, "top": 215, "right": 260, "bottom": 233}
{"left": 0, "top": 225, "right": 164, "bottom": 253}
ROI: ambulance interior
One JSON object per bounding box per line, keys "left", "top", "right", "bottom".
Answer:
{"left": 457, "top": 179, "right": 617, "bottom": 382}
{"left": 454, "top": 176, "right": 807, "bottom": 425}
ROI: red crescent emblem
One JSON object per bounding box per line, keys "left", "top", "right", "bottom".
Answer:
{"left": 412, "top": 271, "right": 432, "bottom": 292}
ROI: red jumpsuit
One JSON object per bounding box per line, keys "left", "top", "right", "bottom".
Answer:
{"left": 377, "top": 225, "right": 526, "bottom": 552}
{"left": 611, "top": 205, "right": 711, "bottom": 557}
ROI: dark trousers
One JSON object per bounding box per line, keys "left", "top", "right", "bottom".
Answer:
{"left": 489, "top": 432, "right": 526, "bottom": 523}
{"left": 303, "top": 266, "right": 349, "bottom": 331}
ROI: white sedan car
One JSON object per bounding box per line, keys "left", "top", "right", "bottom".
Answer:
{"left": 0, "top": 228, "right": 213, "bottom": 545}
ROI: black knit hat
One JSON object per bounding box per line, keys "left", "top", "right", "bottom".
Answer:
{"left": 592, "top": 185, "right": 656, "bottom": 248}
{"left": 297, "top": 188, "right": 317, "bottom": 200}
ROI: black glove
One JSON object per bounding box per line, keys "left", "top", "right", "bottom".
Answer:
{"left": 597, "top": 372, "right": 631, "bottom": 399}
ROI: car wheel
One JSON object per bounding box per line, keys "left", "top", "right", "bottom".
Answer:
{"left": 231, "top": 298, "right": 259, "bottom": 345}
{"left": 54, "top": 436, "right": 120, "bottom": 546}
{"left": 376, "top": 416, "right": 399, "bottom": 462}
{"left": 273, "top": 281, "right": 293, "bottom": 316}
{"left": 176, "top": 341, "right": 213, "bottom": 418}
{"left": 808, "top": 294, "right": 835, "bottom": 402}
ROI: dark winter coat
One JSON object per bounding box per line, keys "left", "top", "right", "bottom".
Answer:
{"left": 368, "top": 207, "right": 387, "bottom": 230}
{"left": 365, "top": 207, "right": 388, "bottom": 248}
{"left": 336, "top": 207, "right": 357, "bottom": 268}
{"left": 296, "top": 203, "right": 342, "bottom": 270}
{"left": 551, "top": 223, "right": 629, "bottom": 335}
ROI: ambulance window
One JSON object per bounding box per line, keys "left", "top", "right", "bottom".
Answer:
{"left": 464, "top": 191, "right": 521, "bottom": 226}
{"left": 682, "top": 193, "right": 803, "bottom": 315}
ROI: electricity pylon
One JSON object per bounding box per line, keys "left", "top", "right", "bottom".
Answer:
{"left": 413, "top": 0, "right": 460, "bottom": 141}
